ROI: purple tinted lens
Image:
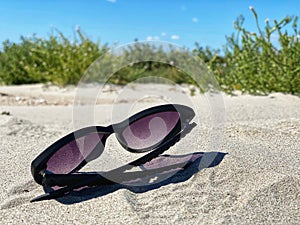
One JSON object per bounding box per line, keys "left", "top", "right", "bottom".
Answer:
{"left": 122, "top": 111, "right": 180, "bottom": 150}
{"left": 46, "top": 133, "right": 103, "bottom": 174}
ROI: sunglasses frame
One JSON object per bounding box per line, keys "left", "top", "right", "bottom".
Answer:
{"left": 31, "top": 104, "right": 195, "bottom": 186}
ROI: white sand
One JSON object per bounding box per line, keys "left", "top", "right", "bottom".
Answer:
{"left": 0, "top": 84, "right": 299, "bottom": 224}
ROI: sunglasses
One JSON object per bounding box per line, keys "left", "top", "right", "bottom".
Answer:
{"left": 31, "top": 104, "right": 197, "bottom": 202}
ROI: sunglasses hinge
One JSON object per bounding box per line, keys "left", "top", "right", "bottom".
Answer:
{"left": 39, "top": 169, "right": 46, "bottom": 178}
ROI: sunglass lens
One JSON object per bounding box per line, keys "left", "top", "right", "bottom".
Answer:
{"left": 46, "top": 133, "right": 104, "bottom": 174}
{"left": 122, "top": 111, "right": 180, "bottom": 150}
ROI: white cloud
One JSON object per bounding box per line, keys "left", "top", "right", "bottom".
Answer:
{"left": 192, "top": 17, "right": 198, "bottom": 23}
{"left": 146, "top": 35, "right": 160, "bottom": 41}
{"left": 106, "top": 0, "right": 116, "bottom": 3}
{"left": 161, "top": 32, "right": 167, "bottom": 37}
{"left": 146, "top": 36, "right": 153, "bottom": 41}
{"left": 171, "top": 35, "right": 180, "bottom": 40}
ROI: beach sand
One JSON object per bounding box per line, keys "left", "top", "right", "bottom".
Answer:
{"left": 0, "top": 84, "right": 299, "bottom": 224}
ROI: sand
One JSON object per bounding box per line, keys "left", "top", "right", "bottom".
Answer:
{"left": 0, "top": 84, "right": 299, "bottom": 224}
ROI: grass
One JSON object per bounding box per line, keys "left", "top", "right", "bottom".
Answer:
{"left": 0, "top": 8, "right": 299, "bottom": 95}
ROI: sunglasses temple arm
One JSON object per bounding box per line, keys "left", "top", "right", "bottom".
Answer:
{"left": 31, "top": 160, "right": 146, "bottom": 202}
{"left": 30, "top": 174, "right": 117, "bottom": 202}
{"left": 43, "top": 156, "right": 195, "bottom": 186}
{"left": 31, "top": 158, "right": 194, "bottom": 203}
{"left": 30, "top": 163, "right": 158, "bottom": 202}
{"left": 42, "top": 173, "right": 116, "bottom": 187}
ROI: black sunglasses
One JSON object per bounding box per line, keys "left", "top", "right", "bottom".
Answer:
{"left": 31, "top": 104, "right": 197, "bottom": 202}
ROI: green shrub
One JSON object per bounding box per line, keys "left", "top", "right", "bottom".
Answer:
{"left": 218, "top": 7, "right": 300, "bottom": 94}
{"left": 0, "top": 29, "right": 106, "bottom": 85}
{"left": 0, "top": 8, "right": 299, "bottom": 95}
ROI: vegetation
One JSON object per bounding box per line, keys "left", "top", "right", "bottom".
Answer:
{"left": 219, "top": 7, "right": 300, "bottom": 94}
{"left": 0, "top": 8, "right": 299, "bottom": 95}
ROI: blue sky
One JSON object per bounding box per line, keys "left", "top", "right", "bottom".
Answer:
{"left": 1, "top": 0, "right": 300, "bottom": 50}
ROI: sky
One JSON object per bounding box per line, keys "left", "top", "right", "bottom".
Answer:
{"left": 1, "top": 0, "right": 300, "bottom": 50}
